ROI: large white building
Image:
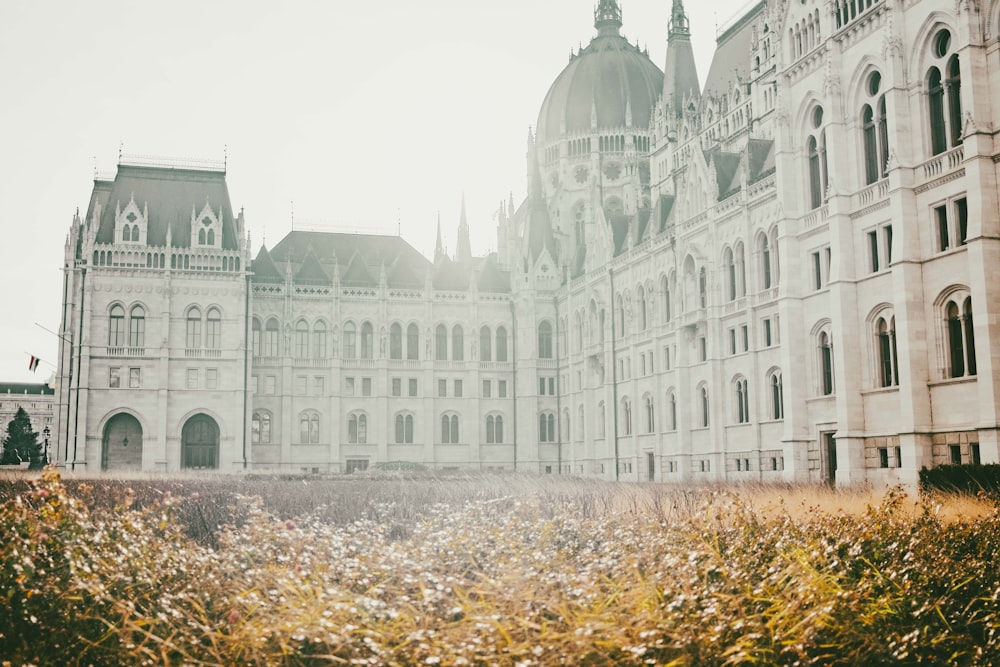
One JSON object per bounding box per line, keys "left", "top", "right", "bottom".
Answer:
{"left": 55, "top": 0, "right": 1000, "bottom": 485}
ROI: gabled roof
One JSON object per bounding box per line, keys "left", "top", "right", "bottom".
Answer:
{"left": 294, "top": 250, "right": 331, "bottom": 285}
{"left": 433, "top": 256, "right": 470, "bottom": 290}
{"left": 251, "top": 246, "right": 284, "bottom": 284}
{"left": 748, "top": 138, "right": 776, "bottom": 183}
{"left": 387, "top": 256, "right": 423, "bottom": 289}
{"left": 655, "top": 195, "right": 676, "bottom": 233}
{"left": 702, "top": 1, "right": 765, "bottom": 98}
{"left": 91, "top": 164, "right": 238, "bottom": 249}
{"left": 705, "top": 147, "right": 743, "bottom": 199}
{"left": 342, "top": 252, "right": 375, "bottom": 286}
{"left": 476, "top": 254, "right": 511, "bottom": 293}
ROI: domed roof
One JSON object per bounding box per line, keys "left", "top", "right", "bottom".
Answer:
{"left": 535, "top": 2, "right": 664, "bottom": 147}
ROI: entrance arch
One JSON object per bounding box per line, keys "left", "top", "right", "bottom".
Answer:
{"left": 102, "top": 413, "right": 143, "bottom": 471}
{"left": 182, "top": 414, "right": 219, "bottom": 469}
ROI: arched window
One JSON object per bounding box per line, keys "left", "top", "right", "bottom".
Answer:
{"left": 698, "top": 267, "right": 708, "bottom": 308}
{"left": 122, "top": 225, "right": 131, "bottom": 242}
{"left": 621, "top": 399, "right": 632, "bottom": 436}
{"left": 486, "top": 414, "right": 504, "bottom": 444}
{"left": 538, "top": 321, "right": 553, "bottom": 358}
{"left": 348, "top": 413, "right": 366, "bottom": 444}
{"left": 700, "top": 385, "right": 710, "bottom": 427}
{"left": 198, "top": 228, "right": 206, "bottom": 245}
{"left": 360, "top": 322, "right": 374, "bottom": 359}
{"left": 819, "top": 331, "right": 834, "bottom": 395}
{"left": 735, "top": 243, "right": 746, "bottom": 297}
{"left": 661, "top": 275, "right": 672, "bottom": 323}
{"left": 186, "top": 307, "right": 202, "bottom": 349}
{"left": 616, "top": 295, "right": 626, "bottom": 337}
{"left": 207, "top": 229, "right": 215, "bottom": 245}
{"left": 252, "top": 318, "right": 262, "bottom": 357}
{"left": 441, "top": 414, "right": 460, "bottom": 443}
{"left": 206, "top": 307, "right": 221, "bottom": 349}
{"left": 495, "top": 326, "right": 508, "bottom": 361}
{"left": 313, "top": 321, "right": 327, "bottom": 359}
{"left": 759, "top": 235, "right": 772, "bottom": 290}
{"left": 295, "top": 320, "right": 309, "bottom": 358}
{"left": 480, "top": 325, "right": 492, "bottom": 361}
{"left": 770, "top": 371, "right": 784, "bottom": 420}
{"left": 644, "top": 395, "right": 655, "bottom": 433}
{"left": 494, "top": 415, "right": 503, "bottom": 443}
{"left": 667, "top": 390, "right": 677, "bottom": 430}
{"left": 301, "top": 411, "right": 320, "bottom": 444}
{"left": 735, "top": 377, "right": 750, "bottom": 424}
{"left": 389, "top": 323, "right": 403, "bottom": 360}
{"left": 946, "top": 55, "right": 962, "bottom": 148}
{"left": 945, "top": 296, "right": 976, "bottom": 378}
{"left": 876, "top": 316, "right": 898, "bottom": 387}
{"left": 109, "top": 305, "right": 125, "bottom": 346}
{"left": 927, "top": 30, "right": 962, "bottom": 155}
{"left": 435, "top": 324, "right": 448, "bottom": 360}
{"left": 807, "top": 106, "right": 828, "bottom": 209}
{"left": 264, "top": 318, "right": 279, "bottom": 357}
{"left": 539, "top": 412, "right": 556, "bottom": 442}
{"left": 637, "top": 286, "right": 647, "bottom": 330}
{"left": 128, "top": 305, "right": 145, "bottom": 348}
{"left": 452, "top": 325, "right": 464, "bottom": 361}
{"left": 597, "top": 401, "right": 606, "bottom": 437}
{"left": 862, "top": 71, "right": 890, "bottom": 185}
{"left": 574, "top": 312, "right": 583, "bottom": 350}
{"left": 131, "top": 226, "right": 139, "bottom": 242}
{"left": 406, "top": 323, "right": 420, "bottom": 360}
{"left": 343, "top": 322, "right": 357, "bottom": 359}
{"left": 395, "top": 413, "right": 414, "bottom": 444}
{"left": 577, "top": 405, "right": 585, "bottom": 440}
{"left": 724, "top": 248, "right": 736, "bottom": 301}
{"left": 928, "top": 67, "right": 946, "bottom": 155}
{"left": 252, "top": 410, "right": 271, "bottom": 444}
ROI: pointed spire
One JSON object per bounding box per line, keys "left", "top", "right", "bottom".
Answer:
{"left": 669, "top": 0, "right": 691, "bottom": 37}
{"left": 456, "top": 193, "right": 472, "bottom": 264}
{"left": 663, "top": 0, "right": 701, "bottom": 118}
{"left": 434, "top": 212, "right": 444, "bottom": 263}
{"left": 594, "top": 0, "right": 622, "bottom": 36}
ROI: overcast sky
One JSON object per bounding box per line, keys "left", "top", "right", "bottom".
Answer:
{"left": 0, "top": 0, "right": 747, "bottom": 384}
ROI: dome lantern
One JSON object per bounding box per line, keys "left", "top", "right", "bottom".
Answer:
{"left": 594, "top": 0, "right": 623, "bottom": 36}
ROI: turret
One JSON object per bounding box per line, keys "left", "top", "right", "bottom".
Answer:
{"left": 662, "top": 0, "right": 701, "bottom": 118}
{"left": 456, "top": 194, "right": 472, "bottom": 263}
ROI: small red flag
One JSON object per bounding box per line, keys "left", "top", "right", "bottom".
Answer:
{"left": 28, "top": 356, "right": 40, "bottom": 372}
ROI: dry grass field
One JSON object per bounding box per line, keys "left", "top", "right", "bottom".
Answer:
{"left": 2, "top": 468, "right": 999, "bottom": 666}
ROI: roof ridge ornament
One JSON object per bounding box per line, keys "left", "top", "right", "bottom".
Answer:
{"left": 594, "top": 0, "right": 622, "bottom": 35}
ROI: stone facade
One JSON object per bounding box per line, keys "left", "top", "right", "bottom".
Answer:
{"left": 54, "top": 0, "right": 1000, "bottom": 484}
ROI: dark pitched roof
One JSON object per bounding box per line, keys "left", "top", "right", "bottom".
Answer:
{"left": 92, "top": 164, "right": 238, "bottom": 250}
{"left": 342, "top": 252, "right": 375, "bottom": 286}
{"left": 433, "top": 256, "right": 470, "bottom": 290}
{"left": 294, "top": 250, "right": 331, "bottom": 285}
{"left": 476, "top": 254, "right": 511, "bottom": 293}
{"left": 0, "top": 383, "right": 54, "bottom": 396}
{"left": 702, "top": 1, "right": 765, "bottom": 98}
{"left": 251, "top": 246, "right": 284, "bottom": 284}
{"left": 655, "top": 195, "right": 676, "bottom": 233}
{"left": 748, "top": 138, "right": 776, "bottom": 182}
{"left": 705, "top": 147, "right": 743, "bottom": 199}
{"left": 387, "top": 256, "right": 424, "bottom": 289}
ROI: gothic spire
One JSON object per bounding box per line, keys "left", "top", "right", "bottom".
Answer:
{"left": 669, "top": 0, "right": 690, "bottom": 37}
{"left": 594, "top": 0, "right": 622, "bottom": 36}
{"left": 456, "top": 193, "right": 472, "bottom": 263}
{"left": 663, "top": 0, "right": 700, "bottom": 117}
{"left": 434, "top": 212, "right": 444, "bottom": 263}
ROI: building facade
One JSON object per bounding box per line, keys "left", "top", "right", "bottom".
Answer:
{"left": 55, "top": 0, "right": 1000, "bottom": 484}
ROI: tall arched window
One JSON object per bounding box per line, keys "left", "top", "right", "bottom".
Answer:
{"left": 946, "top": 55, "right": 962, "bottom": 148}
{"left": 301, "top": 411, "right": 320, "bottom": 444}
{"left": 109, "top": 304, "right": 125, "bottom": 347}
{"left": 441, "top": 414, "right": 460, "bottom": 443}
{"left": 616, "top": 295, "right": 626, "bottom": 337}
{"left": 759, "top": 235, "right": 772, "bottom": 289}
{"left": 661, "top": 275, "right": 672, "bottom": 323}
{"left": 252, "top": 318, "right": 262, "bottom": 357}
{"left": 807, "top": 106, "right": 828, "bottom": 209}
{"left": 862, "top": 71, "right": 890, "bottom": 185}
{"left": 313, "top": 321, "right": 327, "bottom": 358}
{"left": 735, "top": 242, "right": 746, "bottom": 297}
{"left": 876, "top": 316, "right": 898, "bottom": 387}
{"left": 724, "top": 248, "right": 736, "bottom": 301}
{"left": 394, "top": 413, "right": 414, "bottom": 444}
{"left": 480, "top": 326, "right": 492, "bottom": 361}
{"left": 406, "top": 323, "right": 420, "bottom": 360}
{"left": 928, "top": 67, "right": 946, "bottom": 155}
{"left": 205, "top": 307, "right": 221, "bottom": 350}
{"left": 343, "top": 322, "right": 357, "bottom": 359}
{"left": 819, "top": 331, "right": 834, "bottom": 395}
{"left": 360, "top": 322, "right": 374, "bottom": 359}
{"left": 452, "top": 325, "right": 464, "bottom": 361}
{"left": 644, "top": 395, "right": 655, "bottom": 433}
{"left": 927, "top": 30, "right": 962, "bottom": 155}
{"left": 538, "top": 321, "right": 553, "bottom": 358}
{"left": 770, "top": 371, "right": 784, "bottom": 420}
{"left": 637, "top": 286, "right": 647, "bottom": 330}
{"left": 435, "top": 324, "right": 448, "bottom": 360}
{"left": 945, "top": 296, "right": 977, "bottom": 378}
{"left": 597, "top": 401, "right": 606, "bottom": 437}
{"left": 128, "top": 305, "right": 145, "bottom": 348}
{"left": 667, "top": 390, "right": 677, "bottom": 430}
{"left": 494, "top": 415, "right": 503, "bottom": 443}
{"left": 621, "top": 399, "right": 632, "bottom": 436}
{"left": 295, "top": 320, "right": 309, "bottom": 358}
{"left": 698, "top": 268, "right": 708, "bottom": 308}
{"left": 735, "top": 377, "right": 750, "bottom": 424}
{"left": 486, "top": 415, "right": 496, "bottom": 443}
{"left": 264, "top": 318, "right": 279, "bottom": 357}
{"left": 700, "top": 386, "right": 710, "bottom": 427}
{"left": 252, "top": 410, "right": 271, "bottom": 444}
{"left": 390, "top": 323, "right": 403, "bottom": 359}
{"left": 186, "top": 307, "right": 202, "bottom": 349}
{"left": 538, "top": 412, "right": 556, "bottom": 442}
{"left": 495, "top": 326, "right": 508, "bottom": 361}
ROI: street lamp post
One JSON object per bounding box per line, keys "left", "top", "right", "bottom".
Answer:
{"left": 42, "top": 425, "right": 50, "bottom": 465}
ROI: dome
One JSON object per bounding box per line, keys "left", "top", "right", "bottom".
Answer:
{"left": 535, "top": 4, "right": 664, "bottom": 147}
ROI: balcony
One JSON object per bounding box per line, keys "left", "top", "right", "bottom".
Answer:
{"left": 106, "top": 346, "right": 146, "bottom": 357}
{"left": 917, "top": 145, "right": 964, "bottom": 189}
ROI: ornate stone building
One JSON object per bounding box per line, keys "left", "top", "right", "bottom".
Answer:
{"left": 55, "top": 0, "right": 1000, "bottom": 484}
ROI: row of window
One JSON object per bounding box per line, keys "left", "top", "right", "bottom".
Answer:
{"left": 250, "top": 410, "right": 505, "bottom": 446}
{"left": 108, "top": 305, "right": 222, "bottom": 349}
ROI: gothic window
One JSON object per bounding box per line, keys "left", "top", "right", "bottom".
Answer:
{"left": 661, "top": 274, "right": 672, "bottom": 322}
{"left": 128, "top": 305, "right": 145, "bottom": 348}
{"left": 122, "top": 225, "right": 131, "bottom": 242}
{"left": 759, "top": 234, "right": 773, "bottom": 289}
{"left": 252, "top": 318, "right": 262, "bottom": 357}
{"left": 945, "top": 295, "right": 976, "bottom": 378}
{"left": 734, "top": 377, "right": 750, "bottom": 424}
{"left": 452, "top": 325, "right": 464, "bottom": 361}
{"left": 644, "top": 395, "right": 655, "bottom": 433}
{"left": 724, "top": 248, "right": 736, "bottom": 301}
{"left": 186, "top": 307, "right": 202, "bottom": 349}
{"left": 538, "top": 412, "right": 556, "bottom": 442}
{"left": 360, "top": 322, "right": 374, "bottom": 359}
{"left": 480, "top": 326, "right": 492, "bottom": 361}
{"left": 620, "top": 399, "right": 632, "bottom": 436}
{"left": 597, "top": 401, "right": 606, "bottom": 437}
{"left": 862, "top": 71, "right": 890, "bottom": 185}
{"left": 394, "top": 413, "right": 414, "bottom": 444}
{"left": 735, "top": 242, "right": 746, "bottom": 297}
{"left": 698, "top": 267, "right": 708, "bottom": 308}
{"left": 300, "top": 410, "right": 320, "bottom": 444}
{"left": 769, "top": 371, "right": 784, "bottom": 420}
{"left": 807, "top": 106, "right": 829, "bottom": 209}
{"left": 406, "top": 323, "right": 420, "bottom": 360}
{"left": 347, "top": 413, "right": 366, "bottom": 444}
{"left": 699, "top": 385, "right": 710, "bottom": 427}
{"left": 205, "top": 307, "right": 221, "bottom": 350}
{"left": 492, "top": 325, "right": 505, "bottom": 360}
{"left": 264, "top": 318, "right": 280, "bottom": 357}
{"left": 252, "top": 410, "right": 272, "bottom": 444}
{"left": 616, "top": 295, "right": 626, "bottom": 337}
{"left": 538, "top": 321, "right": 553, "bottom": 358}
{"left": 441, "top": 414, "right": 459, "bottom": 443}
{"left": 819, "top": 330, "right": 835, "bottom": 395}
{"left": 293, "top": 320, "right": 309, "bottom": 358}
{"left": 666, "top": 390, "right": 677, "bottom": 430}
{"left": 637, "top": 286, "right": 647, "bottom": 330}
{"left": 435, "top": 324, "right": 448, "bottom": 360}
{"left": 875, "top": 316, "right": 898, "bottom": 387}
{"left": 313, "top": 321, "right": 327, "bottom": 359}
{"left": 927, "top": 30, "right": 962, "bottom": 155}
{"left": 389, "top": 323, "right": 402, "bottom": 360}
{"left": 486, "top": 415, "right": 504, "bottom": 444}
{"left": 109, "top": 305, "right": 125, "bottom": 347}
{"left": 343, "top": 321, "right": 357, "bottom": 359}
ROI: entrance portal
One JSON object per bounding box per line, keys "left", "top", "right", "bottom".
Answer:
{"left": 102, "top": 413, "right": 143, "bottom": 471}
{"left": 182, "top": 414, "right": 219, "bottom": 469}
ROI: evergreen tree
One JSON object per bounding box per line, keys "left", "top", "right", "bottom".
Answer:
{"left": 1, "top": 407, "right": 40, "bottom": 465}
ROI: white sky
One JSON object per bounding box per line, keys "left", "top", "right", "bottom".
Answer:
{"left": 0, "top": 0, "right": 746, "bottom": 383}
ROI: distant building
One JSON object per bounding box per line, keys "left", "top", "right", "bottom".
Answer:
{"left": 0, "top": 383, "right": 55, "bottom": 444}
{"left": 55, "top": 0, "right": 1000, "bottom": 484}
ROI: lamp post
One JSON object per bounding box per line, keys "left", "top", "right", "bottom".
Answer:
{"left": 42, "top": 425, "right": 50, "bottom": 465}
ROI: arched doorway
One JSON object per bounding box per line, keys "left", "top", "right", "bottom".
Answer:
{"left": 102, "top": 413, "right": 143, "bottom": 471}
{"left": 182, "top": 414, "right": 219, "bottom": 469}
